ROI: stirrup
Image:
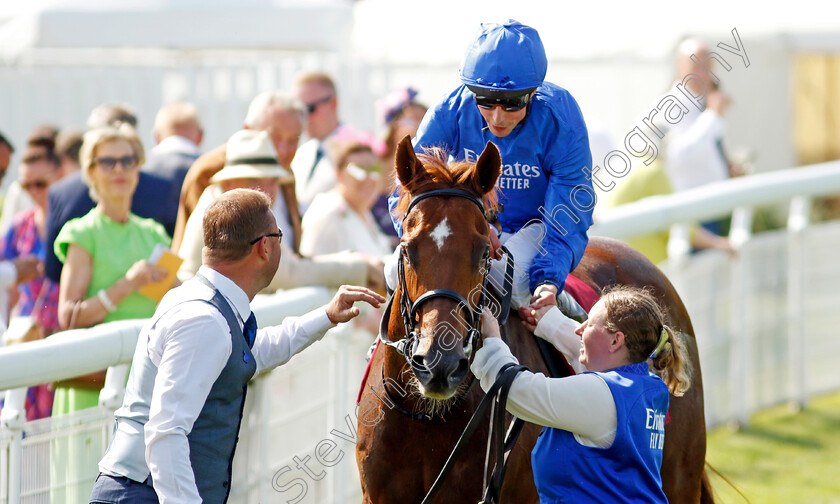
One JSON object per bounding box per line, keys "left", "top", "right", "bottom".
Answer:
{"left": 557, "top": 290, "right": 588, "bottom": 323}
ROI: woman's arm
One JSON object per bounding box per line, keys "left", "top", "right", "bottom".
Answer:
{"left": 55, "top": 243, "right": 165, "bottom": 389}
{"left": 472, "top": 338, "right": 617, "bottom": 444}
{"left": 57, "top": 244, "right": 166, "bottom": 330}
{"left": 475, "top": 311, "right": 617, "bottom": 444}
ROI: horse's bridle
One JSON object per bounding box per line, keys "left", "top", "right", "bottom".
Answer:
{"left": 379, "top": 188, "right": 513, "bottom": 365}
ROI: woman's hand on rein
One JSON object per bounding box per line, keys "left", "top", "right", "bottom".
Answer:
{"left": 480, "top": 307, "right": 501, "bottom": 339}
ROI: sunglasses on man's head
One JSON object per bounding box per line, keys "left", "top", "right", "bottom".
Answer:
{"left": 473, "top": 93, "right": 532, "bottom": 112}
{"left": 305, "top": 95, "right": 334, "bottom": 114}
{"left": 94, "top": 155, "right": 138, "bottom": 171}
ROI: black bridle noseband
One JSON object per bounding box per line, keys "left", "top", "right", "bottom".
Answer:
{"left": 379, "top": 188, "right": 512, "bottom": 365}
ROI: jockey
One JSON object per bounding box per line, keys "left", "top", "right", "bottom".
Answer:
{"left": 388, "top": 20, "right": 593, "bottom": 322}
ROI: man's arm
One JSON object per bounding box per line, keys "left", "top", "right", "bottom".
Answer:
{"left": 262, "top": 245, "right": 369, "bottom": 292}
{"left": 251, "top": 308, "right": 333, "bottom": 373}
{"left": 253, "top": 285, "right": 385, "bottom": 373}
{"left": 145, "top": 304, "right": 231, "bottom": 504}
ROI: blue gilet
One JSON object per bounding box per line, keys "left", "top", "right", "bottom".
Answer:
{"left": 531, "top": 362, "right": 669, "bottom": 503}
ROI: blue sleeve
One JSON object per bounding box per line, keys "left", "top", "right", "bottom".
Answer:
{"left": 388, "top": 93, "right": 459, "bottom": 237}
{"left": 387, "top": 188, "right": 403, "bottom": 237}
{"left": 530, "top": 119, "right": 593, "bottom": 293}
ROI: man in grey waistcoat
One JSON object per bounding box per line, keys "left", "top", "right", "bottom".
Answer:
{"left": 89, "top": 188, "right": 384, "bottom": 503}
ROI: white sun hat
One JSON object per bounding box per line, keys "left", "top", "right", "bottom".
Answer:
{"left": 211, "top": 129, "right": 293, "bottom": 183}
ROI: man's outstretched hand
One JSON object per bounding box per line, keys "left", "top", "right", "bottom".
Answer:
{"left": 325, "top": 285, "right": 386, "bottom": 324}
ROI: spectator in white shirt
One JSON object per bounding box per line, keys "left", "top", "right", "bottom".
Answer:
{"left": 90, "top": 188, "right": 384, "bottom": 504}
{"left": 300, "top": 140, "right": 393, "bottom": 259}
{"left": 664, "top": 38, "right": 735, "bottom": 194}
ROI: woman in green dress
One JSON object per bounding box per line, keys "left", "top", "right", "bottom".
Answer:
{"left": 51, "top": 124, "right": 171, "bottom": 502}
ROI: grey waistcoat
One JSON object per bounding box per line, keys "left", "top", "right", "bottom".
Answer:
{"left": 98, "top": 273, "right": 256, "bottom": 503}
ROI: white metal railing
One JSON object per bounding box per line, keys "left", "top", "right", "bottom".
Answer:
{"left": 590, "top": 159, "right": 840, "bottom": 239}
{"left": 0, "top": 286, "right": 338, "bottom": 504}
{"left": 592, "top": 160, "right": 840, "bottom": 428}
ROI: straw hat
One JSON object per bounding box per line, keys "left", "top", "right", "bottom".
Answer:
{"left": 211, "top": 130, "right": 293, "bottom": 183}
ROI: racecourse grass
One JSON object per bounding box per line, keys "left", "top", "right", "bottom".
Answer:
{"left": 705, "top": 390, "right": 840, "bottom": 503}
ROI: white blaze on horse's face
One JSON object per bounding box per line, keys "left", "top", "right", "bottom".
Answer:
{"left": 429, "top": 217, "right": 452, "bottom": 251}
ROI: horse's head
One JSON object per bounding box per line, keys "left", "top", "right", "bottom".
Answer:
{"left": 392, "top": 136, "right": 501, "bottom": 400}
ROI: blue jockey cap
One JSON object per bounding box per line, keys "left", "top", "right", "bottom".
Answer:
{"left": 459, "top": 20, "right": 547, "bottom": 94}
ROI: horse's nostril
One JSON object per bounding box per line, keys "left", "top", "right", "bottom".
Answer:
{"left": 411, "top": 354, "right": 429, "bottom": 374}
{"left": 447, "top": 358, "right": 469, "bottom": 385}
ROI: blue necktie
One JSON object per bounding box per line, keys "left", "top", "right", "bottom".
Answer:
{"left": 243, "top": 313, "right": 257, "bottom": 349}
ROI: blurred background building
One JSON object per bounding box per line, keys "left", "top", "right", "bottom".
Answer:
{"left": 1, "top": 0, "right": 839, "bottom": 178}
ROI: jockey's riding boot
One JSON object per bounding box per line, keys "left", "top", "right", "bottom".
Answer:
{"left": 557, "top": 290, "right": 588, "bottom": 323}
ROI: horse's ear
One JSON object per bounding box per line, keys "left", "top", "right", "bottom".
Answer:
{"left": 395, "top": 135, "right": 423, "bottom": 189}
{"left": 473, "top": 141, "right": 501, "bottom": 195}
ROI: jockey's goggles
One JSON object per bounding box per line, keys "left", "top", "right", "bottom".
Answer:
{"left": 468, "top": 86, "right": 535, "bottom": 112}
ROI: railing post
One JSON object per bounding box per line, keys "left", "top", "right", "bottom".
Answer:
{"left": 787, "top": 196, "right": 811, "bottom": 411}
{"left": 0, "top": 388, "right": 27, "bottom": 504}
{"left": 666, "top": 223, "right": 692, "bottom": 269}
{"left": 728, "top": 206, "right": 754, "bottom": 428}
{"left": 99, "top": 364, "right": 130, "bottom": 410}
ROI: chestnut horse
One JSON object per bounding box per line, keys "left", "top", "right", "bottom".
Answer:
{"left": 356, "top": 137, "right": 713, "bottom": 503}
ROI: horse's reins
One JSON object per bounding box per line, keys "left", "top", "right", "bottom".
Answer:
{"left": 420, "top": 361, "right": 528, "bottom": 504}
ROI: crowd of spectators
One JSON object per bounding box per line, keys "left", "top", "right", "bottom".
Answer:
{"left": 0, "top": 73, "right": 426, "bottom": 425}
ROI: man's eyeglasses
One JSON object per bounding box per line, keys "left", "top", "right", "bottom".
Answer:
{"left": 21, "top": 179, "right": 50, "bottom": 191}
{"left": 249, "top": 231, "right": 283, "bottom": 245}
{"left": 94, "top": 155, "right": 139, "bottom": 171}
{"left": 304, "top": 95, "right": 333, "bottom": 114}
{"left": 473, "top": 93, "right": 532, "bottom": 112}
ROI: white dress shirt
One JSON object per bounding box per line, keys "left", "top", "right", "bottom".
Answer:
{"left": 142, "top": 265, "right": 332, "bottom": 503}
{"left": 663, "top": 83, "right": 729, "bottom": 192}
{"left": 291, "top": 136, "right": 337, "bottom": 213}
{"left": 470, "top": 308, "right": 618, "bottom": 448}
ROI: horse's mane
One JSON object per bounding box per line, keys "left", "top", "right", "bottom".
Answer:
{"left": 395, "top": 146, "right": 499, "bottom": 220}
